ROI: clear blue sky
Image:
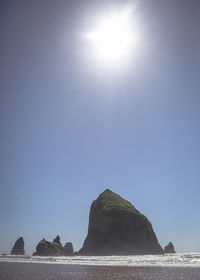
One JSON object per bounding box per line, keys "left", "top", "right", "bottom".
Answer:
{"left": 1, "top": 0, "right": 200, "bottom": 255}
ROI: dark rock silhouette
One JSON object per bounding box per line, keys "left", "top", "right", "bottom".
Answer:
{"left": 34, "top": 236, "right": 74, "bottom": 256}
{"left": 79, "top": 189, "right": 164, "bottom": 255}
{"left": 64, "top": 242, "right": 74, "bottom": 255}
{"left": 53, "top": 235, "right": 62, "bottom": 247}
{"left": 34, "top": 237, "right": 63, "bottom": 256}
{"left": 164, "top": 242, "right": 176, "bottom": 253}
{"left": 11, "top": 237, "right": 25, "bottom": 255}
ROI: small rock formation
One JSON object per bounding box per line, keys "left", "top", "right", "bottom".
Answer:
{"left": 64, "top": 242, "right": 74, "bottom": 255}
{"left": 11, "top": 237, "right": 25, "bottom": 255}
{"left": 34, "top": 236, "right": 74, "bottom": 256}
{"left": 79, "top": 189, "right": 164, "bottom": 255}
{"left": 53, "top": 235, "right": 62, "bottom": 247}
{"left": 164, "top": 242, "right": 176, "bottom": 253}
{"left": 34, "top": 237, "right": 63, "bottom": 256}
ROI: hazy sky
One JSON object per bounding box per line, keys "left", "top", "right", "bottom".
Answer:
{"left": 1, "top": 0, "right": 200, "bottom": 254}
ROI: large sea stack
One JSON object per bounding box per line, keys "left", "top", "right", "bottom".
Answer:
{"left": 11, "top": 237, "right": 25, "bottom": 255}
{"left": 79, "top": 189, "right": 163, "bottom": 255}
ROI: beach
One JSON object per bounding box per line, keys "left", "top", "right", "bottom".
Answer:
{"left": 0, "top": 262, "right": 200, "bottom": 280}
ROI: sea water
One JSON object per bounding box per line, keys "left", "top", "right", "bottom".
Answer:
{"left": 0, "top": 253, "right": 200, "bottom": 267}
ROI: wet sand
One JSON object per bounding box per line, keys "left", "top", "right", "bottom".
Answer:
{"left": 0, "top": 262, "right": 200, "bottom": 280}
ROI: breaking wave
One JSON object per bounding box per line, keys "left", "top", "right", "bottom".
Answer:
{"left": 0, "top": 253, "right": 200, "bottom": 267}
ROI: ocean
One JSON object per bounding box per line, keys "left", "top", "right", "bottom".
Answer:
{"left": 1, "top": 252, "right": 200, "bottom": 267}
{"left": 1, "top": 253, "right": 200, "bottom": 280}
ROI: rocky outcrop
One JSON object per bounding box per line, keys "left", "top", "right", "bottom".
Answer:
{"left": 34, "top": 237, "right": 63, "bottom": 256}
{"left": 11, "top": 237, "right": 25, "bottom": 255}
{"left": 53, "top": 235, "right": 62, "bottom": 247}
{"left": 79, "top": 189, "right": 164, "bottom": 255}
{"left": 64, "top": 242, "right": 74, "bottom": 255}
{"left": 164, "top": 242, "right": 176, "bottom": 253}
{"left": 34, "top": 236, "right": 74, "bottom": 256}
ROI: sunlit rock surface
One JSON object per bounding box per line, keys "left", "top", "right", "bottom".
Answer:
{"left": 79, "top": 189, "right": 164, "bottom": 255}
{"left": 11, "top": 237, "right": 25, "bottom": 255}
{"left": 164, "top": 242, "right": 176, "bottom": 254}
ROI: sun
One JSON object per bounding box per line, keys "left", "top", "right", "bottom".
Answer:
{"left": 86, "top": 9, "right": 139, "bottom": 65}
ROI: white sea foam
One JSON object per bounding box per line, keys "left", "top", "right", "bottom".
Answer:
{"left": 0, "top": 253, "right": 200, "bottom": 267}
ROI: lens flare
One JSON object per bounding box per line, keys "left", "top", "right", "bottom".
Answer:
{"left": 86, "top": 9, "right": 140, "bottom": 65}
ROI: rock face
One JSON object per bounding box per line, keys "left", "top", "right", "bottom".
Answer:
{"left": 64, "top": 242, "right": 74, "bottom": 255}
{"left": 34, "top": 236, "right": 74, "bottom": 256}
{"left": 34, "top": 238, "right": 63, "bottom": 256}
{"left": 164, "top": 242, "right": 176, "bottom": 253}
{"left": 79, "top": 189, "right": 164, "bottom": 255}
{"left": 53, "top": 235, "right": 62, "bottom": 247}
{"left": 11, "top": 237, "right": 25, "bottom": 255}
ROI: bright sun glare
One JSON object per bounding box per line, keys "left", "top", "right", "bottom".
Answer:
{"left": 86, "top": 9, "right": 140, "bottom": 65}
